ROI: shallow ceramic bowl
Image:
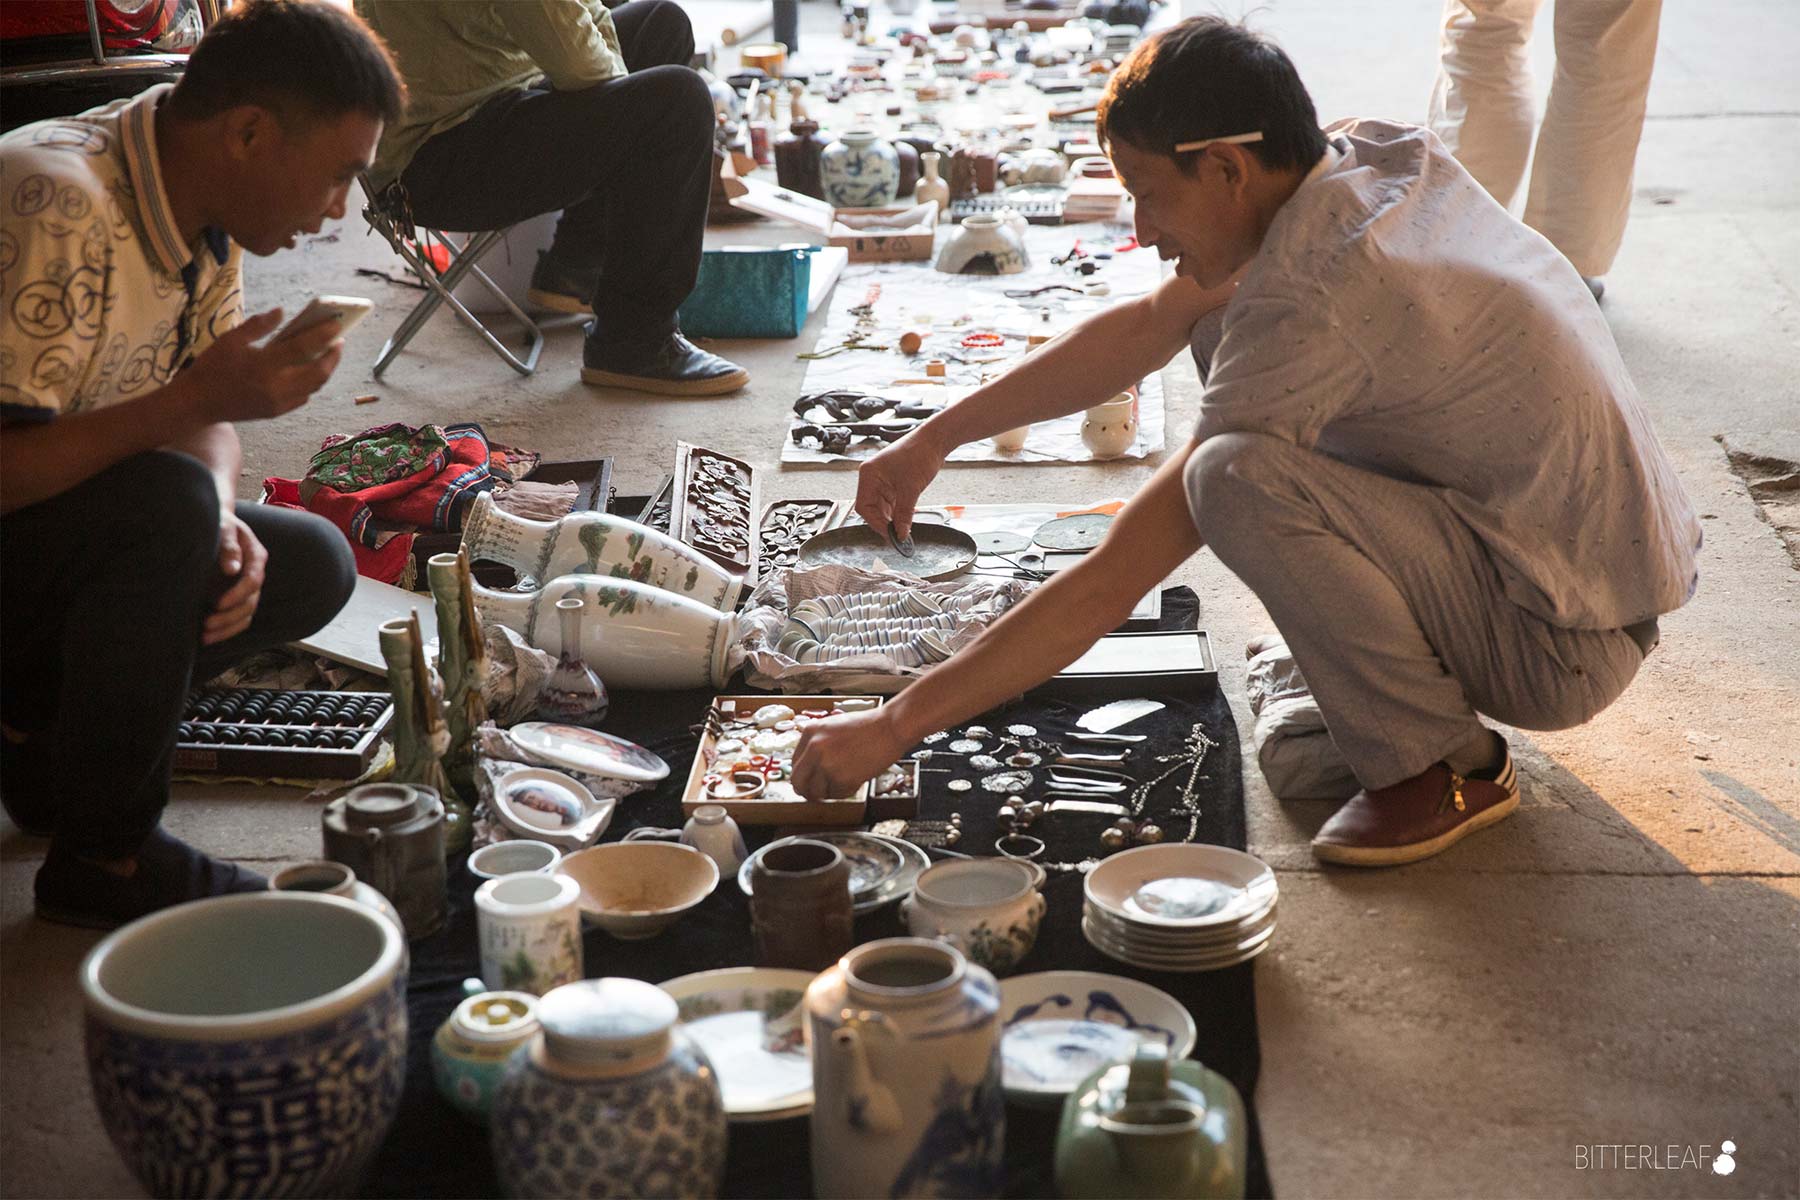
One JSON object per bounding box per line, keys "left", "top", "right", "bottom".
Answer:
{"left": 468, "top": 839, "right": 563, "bottom": 880}
{"left": 556, "top": 842, "right": 719, "bottom": 939}
{"left": 1083, "top": 843, "right": 1278, "bottom": 929}
{"left": 81, "top": 893, "right": 408, "bottom": 1198}
{"left": 998, "top": 971, "right": 1197, "bottom": 1106}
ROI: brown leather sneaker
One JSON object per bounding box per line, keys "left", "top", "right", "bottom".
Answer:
{"left": 1310, "top": 750, "right": 1519, "bottom": 867}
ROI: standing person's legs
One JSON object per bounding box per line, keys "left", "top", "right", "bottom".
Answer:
{"left": 1185, "top": 434, "right": 1648, "bottom": 862}
{"left": 1427, "top": 0, "right": 1545, "bottom": 211}
{"left": 1522, "top": 0, "right": 1662, "bottom": 278}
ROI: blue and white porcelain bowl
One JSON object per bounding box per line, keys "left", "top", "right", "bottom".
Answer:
{"left": 81, "top": 892, "right": 409, "bottom": 1199}
{"left": 998, "top": 971, "right": 1197, "bottom": 1107}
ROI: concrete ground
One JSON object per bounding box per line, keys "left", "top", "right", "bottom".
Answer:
{"left": 4, "top": 1, "right": 1797, "bottom": 1196}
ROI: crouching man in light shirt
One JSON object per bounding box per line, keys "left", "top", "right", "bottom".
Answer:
{"left": 790, "top": 16, "right": 1699, "bottom": 867}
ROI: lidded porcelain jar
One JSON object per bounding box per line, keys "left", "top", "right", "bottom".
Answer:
{"left": 321, "top": 782, "right": 447, "bottom": 939}
{"left": 819, "top": 128, "right": 901, "bottom": 209}
{"left": 806, "top": 938, "right": 1004, "bottom": 1198}
{"left": 492, "top": 978, "right": 728, "bottom": 1199}
{"left": 680, "top": 804, "right": 747, "bottom": 878}
{"left": 432, "top": 990, "right": 540, "bottom": 1122}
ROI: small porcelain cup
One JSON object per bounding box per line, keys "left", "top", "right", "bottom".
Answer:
{"left": 468, "top": 840, "right": 563, "bottom": 881}
{"left": 476, "top": 873, "right": 583, "bottom": 996}
{"left": 1081, "top": 392, "right": 1138, "bottom": 458}
{"left": 991, "top": 424, "right": 1031, "bottom": 452}
{"left": 900, "top": 857, "right": 1046, "bottom": 975}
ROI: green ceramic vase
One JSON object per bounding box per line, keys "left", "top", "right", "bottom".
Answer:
{"left": 1055, "top": 1043, "right": 1247, "bottom": 1199}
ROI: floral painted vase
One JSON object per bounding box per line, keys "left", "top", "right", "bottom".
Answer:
{"left": 807, "top": 938, "right": 1004, "bottom": 1198}
{"left": 491, "top": 978, "right": 728, "bottom": 1199}
{"left": 461, "top": 491, "right": 741, "bottom": 612}
{"left": 470, "top": 573, "right": 738, "bottom": 691}
{"left": 820, "top": 129, "right": 901, "bottom": 209}
{"left": 535, "top": 597, "right": 609, "bottom": 725}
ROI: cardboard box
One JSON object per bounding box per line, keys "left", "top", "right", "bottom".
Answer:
{"left": 725, "top": 174, "right": 939, "bottom": 262}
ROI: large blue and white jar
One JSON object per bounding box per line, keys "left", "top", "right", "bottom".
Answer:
{"left": 807, "top": 938, "right": 1005, "bottom": 1198}
{"left": 819, "top": 128, "right": 902, "bottom": 209}
{"left": 491, "top": 978, "right": 728, "bottom": 1199}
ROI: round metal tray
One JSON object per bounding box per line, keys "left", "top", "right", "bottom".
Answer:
{"left": 797, "top": 523, "right": 979, "bottom": 582}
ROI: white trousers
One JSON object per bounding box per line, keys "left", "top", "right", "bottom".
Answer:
{"left": 1427, "top": 0, "right": 1663, "bottom": 277}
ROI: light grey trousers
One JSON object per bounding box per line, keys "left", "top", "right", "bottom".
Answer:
{"left": 1184, "top": 432, "right": 1651, "bottom": 791}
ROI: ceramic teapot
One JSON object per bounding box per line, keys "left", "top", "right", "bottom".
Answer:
{"left": 807, "top": 938, "right": 1004, "bottom": 1198}
{"left": 1055, "top": 1043, "right": 1247, "bottom": 1200}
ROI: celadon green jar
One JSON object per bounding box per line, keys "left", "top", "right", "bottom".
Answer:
{"left": 1055, "top": 1043, "right": 1247, "bottom": 1200}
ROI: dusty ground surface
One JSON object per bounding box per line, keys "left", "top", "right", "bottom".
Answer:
{"left": 3, "top": 1, "right": 1796, "bottom": 1196}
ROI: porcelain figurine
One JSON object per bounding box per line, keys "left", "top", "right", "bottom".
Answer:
{"left": 470, "top": 573, "right": 738, "bottom": 691}
{"left": 491, "top": 978, "right": 728, "bottom": 1199}
{"left": 807, "top": 938, "right": 1005, "bottom": 1198}
{"left": 323, "top": 782, "right": 449, "bottom": 940}
{"left": 432, "top": 991, "right": 540, "bottom": 1123}
{"left": 899, "top": 858, "right": 1045, "bottom": 976}
{"left": 461, "top": 491, "right": 741, "bottom": 612}
{"left": 1055, "top": 1043, "right": 1247, "bottom": 1200}
{"left": 83, "top": 893, "right": 408, "bottom": 1199}
{"left": 535, "top": 598, "right": 609, "bottom": 725}
{"left": 429, "top": 550, "right": 489, "bottom": 809}
{"left": 820, "top": 128, "right": 901, "bottom": 209}
{"left": 915, "top": 150, "right": 949, "bottom": 210}
{"left": 1080, "top": 392, "right": 1138, "bottom": 458}
{"left": 379, "top": 612, "right": 469, "bottom": 854}
{"left": 936, "top": 213, "right": 1030, "bottom": 275}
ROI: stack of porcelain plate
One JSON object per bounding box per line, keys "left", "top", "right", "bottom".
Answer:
{"left": 1081, "top": 843, "right": 1278, "bottom": 972}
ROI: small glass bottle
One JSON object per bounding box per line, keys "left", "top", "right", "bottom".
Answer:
{"left": 535, "top": 598, "right": 609, "bottom": 726}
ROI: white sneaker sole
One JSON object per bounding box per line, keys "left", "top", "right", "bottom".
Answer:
{"left": 1311, "top": 757, "right": 1520, "bottom": 868}
{"left": 579, "top": 365, "right": 749, "bottom": 397}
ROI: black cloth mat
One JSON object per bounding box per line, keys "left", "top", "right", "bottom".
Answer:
{"left": 365, "top": 588, "right": 1270, "bottom": 1199}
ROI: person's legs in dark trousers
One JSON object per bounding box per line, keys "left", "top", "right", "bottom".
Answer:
{"left": 399, "top": 1, "right": 746, "bottom": 394}
{"left": 0, "top": 450, "right": 355, "bottom": 926}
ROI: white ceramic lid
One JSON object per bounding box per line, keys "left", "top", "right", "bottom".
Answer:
{"left": 538, "top": 978, "right": 677, "bottom": 1068}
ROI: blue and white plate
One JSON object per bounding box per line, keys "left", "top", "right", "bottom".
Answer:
{"left": 997, "top": 971, "right": 1198, "bottom": 1106}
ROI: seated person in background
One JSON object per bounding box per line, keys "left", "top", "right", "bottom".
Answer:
{"left": 357, "top": 0, "right": 749, "bottom": 397}
{"left": 0, "top": 0, "right": 400, "bottom": 927}
{"left": 793, "top": 17, "right": 1699, "bottom": 868}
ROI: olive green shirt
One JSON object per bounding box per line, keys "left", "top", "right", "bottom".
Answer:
{"left": 356, "top": 0, "right": 626, "bottom": 192}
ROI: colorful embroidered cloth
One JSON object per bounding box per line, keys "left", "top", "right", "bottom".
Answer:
{"left": 265, "top": 421, "right": 537, "bottom": 584}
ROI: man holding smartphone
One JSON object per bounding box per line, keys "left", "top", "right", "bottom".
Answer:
{"left": 0, "top": 1, "right": 406, "bottom": 927}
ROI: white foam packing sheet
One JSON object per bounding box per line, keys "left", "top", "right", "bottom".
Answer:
{"left": 785, "top": 221, "right": 1169, "bottom": 466}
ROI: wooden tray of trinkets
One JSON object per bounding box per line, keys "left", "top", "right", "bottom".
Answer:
{"left": 171, "top": 687, "right": 393, "bottom": 779}
{"left": 682, "top": 694, "right": 883, "bottom": 825}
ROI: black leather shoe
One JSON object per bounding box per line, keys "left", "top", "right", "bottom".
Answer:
{"left": 526, "top": 250, "right": 600, "bottom": 316}
{"left": 581, "top": 331, "right": 749, "bottom": 396}
{"left": 35, "top": 828, "right": 268, "bottom": 930}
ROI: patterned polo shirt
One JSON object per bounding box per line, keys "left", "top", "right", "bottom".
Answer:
{"left": 0, "top": 82, "right": 241, "bottom": 422}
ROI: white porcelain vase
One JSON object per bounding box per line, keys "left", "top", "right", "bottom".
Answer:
{"left": 471, "top": 573, "right": 737, "bottom": 690}
{"left": 1080, "top": 392, "right": 1138, "bottom": 458}
{"left": 914, "top": 150, "right": 949, "bottom": 210}
{"left": 807, "top": 938, "right": 1004, "bottom": 1198}
{"left": 461, "top": 491, "right": 741, "bottom": 612}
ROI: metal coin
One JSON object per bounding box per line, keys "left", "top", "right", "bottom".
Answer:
{"left": 948, "top": 739, "right": 985, "bottom": 754}
{"left": 980, "top": 770, "right": 1032, "bottom": 794}
{"left": 947, "top": 779, "right": 973, "bottom": 792}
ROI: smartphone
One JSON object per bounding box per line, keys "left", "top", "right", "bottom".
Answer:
{"left": 272, "top": 295, "right": 373, "bottom": 345}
